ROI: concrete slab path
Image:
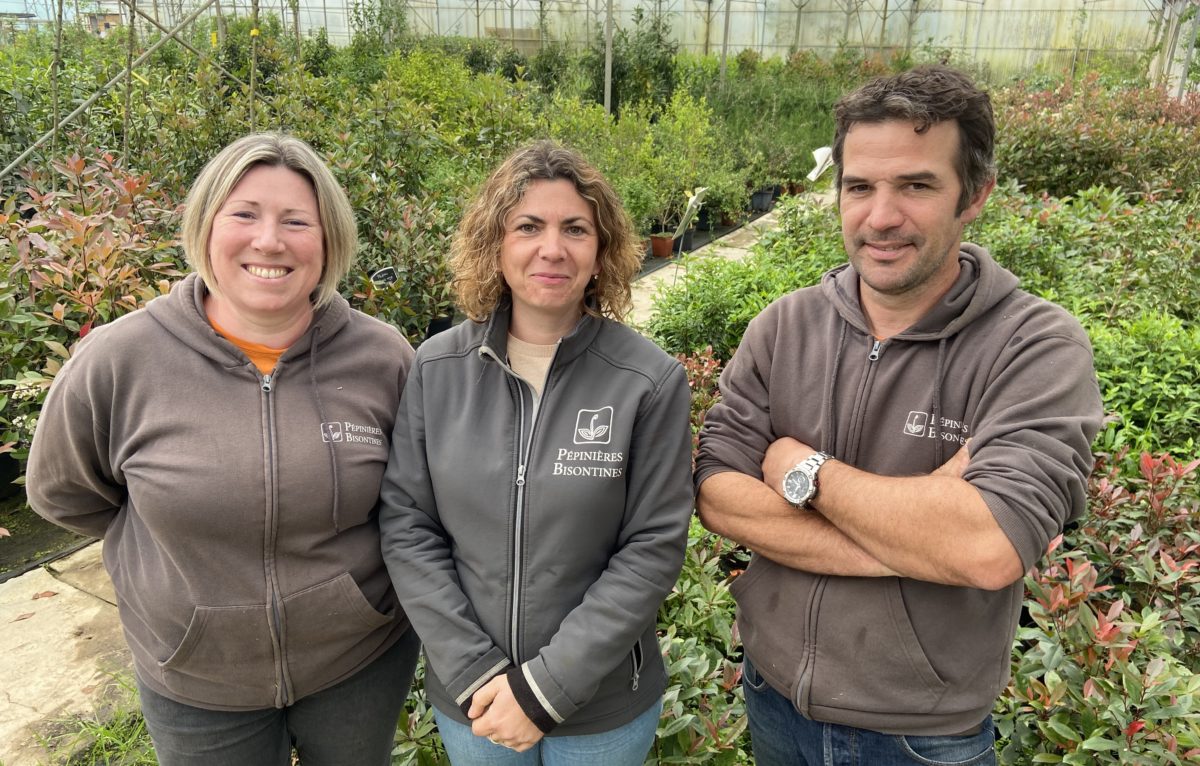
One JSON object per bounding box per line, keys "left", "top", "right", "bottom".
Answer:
{"left": 1, "top": 544, "right": 129, "bottom": 766}
{"left": 0, "top": 205, "right": 785, "bottom": 766}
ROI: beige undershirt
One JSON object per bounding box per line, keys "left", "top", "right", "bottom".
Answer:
{"left": 507, "top": 334, "right": 556, "bottom": 399}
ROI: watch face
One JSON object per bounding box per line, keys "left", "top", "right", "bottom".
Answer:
{"left": 783, "top": 470, "right": 813, "bottom": 503}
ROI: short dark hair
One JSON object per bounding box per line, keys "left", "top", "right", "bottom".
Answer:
{"left": 832, "top": 65, "right": 995, "bottom": 216}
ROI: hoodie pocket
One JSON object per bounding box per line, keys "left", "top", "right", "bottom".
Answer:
{"left": 281, "top": 572, "right": 395, "bottom": 694}
{"left": 810, "top": 577, "right": 947, "bottom": 714}
{"left": 159, "top": 604, "right": 277, "bottom": 708}
{"left": 727, "top": 555, "right": 824, "bottom": 711}
{"left": 728, "top": 552, "right": 770, "bottom": 600}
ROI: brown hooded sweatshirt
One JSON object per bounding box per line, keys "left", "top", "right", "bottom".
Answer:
{"left": 27, "top": 273, "right": 414, "bottom": 711}
{"left": 696, "top": 244, "right": 1103, "bottom": 736}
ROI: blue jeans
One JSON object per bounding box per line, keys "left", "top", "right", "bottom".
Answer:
{"left": 138, "top": 628, "right": 420, "bottom": 766}
{"left": 742, "top": 657, "right": 996, "bottom": 766}
{"left": 434, "top": 697, "right": 662, "bottom": 766}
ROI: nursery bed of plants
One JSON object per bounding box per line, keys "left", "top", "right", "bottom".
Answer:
{"left": 3, "top": 10, "right": 1200, "bottom": 764}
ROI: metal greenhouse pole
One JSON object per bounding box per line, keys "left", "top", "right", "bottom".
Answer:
{"left": 1179, "top": 5, "right": 1199, "bottom": 99}
{"left": 719, "top": 0, "right": 731, "bottom": 81}
{"left": 791, "top": 0, "right": 808, "bottom": 53}
{"left": 0, "top": 0, "right": 219, "bottom": 183}
{"left": 604, "top": 0, "right": 613, "bottom": 113}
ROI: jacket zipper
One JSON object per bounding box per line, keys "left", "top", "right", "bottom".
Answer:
{"left": 797, "top": 339, "right": 883, "bottom": 713}
{"left": 629, "top": 636, "right": 643, "bottom": 691}
{"left": 509, "top": 367, "right": 553, "bottom": 663}
{"left": 494, "top": 340, "right": 558, "bottom": 666}
{"left": 510, "top": 390, "right": 533, "bottom": 662}
{"left": 260, "top": 372, "right": 291, "bottom": 707}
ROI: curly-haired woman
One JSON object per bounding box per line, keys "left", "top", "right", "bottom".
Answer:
{"left": 379, "top": 140, "right": 694, "bottom": 765}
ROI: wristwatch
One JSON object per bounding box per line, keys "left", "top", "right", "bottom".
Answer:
{"left": 782, "top": 452, "right": 831, "bottom": 508}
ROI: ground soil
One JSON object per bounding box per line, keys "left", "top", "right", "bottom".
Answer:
{"left": 0, "top": 491, "right": 87, "bottom": 582}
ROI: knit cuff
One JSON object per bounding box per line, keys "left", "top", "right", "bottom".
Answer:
{"left": 505, "top": 666, "right": 559, "bottom": 734}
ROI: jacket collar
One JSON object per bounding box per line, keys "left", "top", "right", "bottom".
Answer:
{"left": 479, "top": 297, "right": 603, "bottom": 367}
{"left": 820, "top": 243, "right": 1019, "bottom": 341}
{"left": 146, "top": 272, "right": 351, "bottom": 367}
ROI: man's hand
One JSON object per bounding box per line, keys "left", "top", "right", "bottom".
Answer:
{"left": 933, "top": 439, "right": 972, "bottom": 478}
{"left": 468, "top": 675, "right": 544, "bottom": 752}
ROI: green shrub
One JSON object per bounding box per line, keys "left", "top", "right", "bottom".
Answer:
{"left": 995, "top": 76, "right": 1200, "bottom": 200}
{"left": 0, "top": 153, "right": 183, "bottom": 458}
{"left": 652, "top": 519, "right": 750, "bottom": 764}
{"left": 995, "top": 453, "right": 1200, "bottom": 764}
{"left": 1089, "top": 314, "right": 1200, "bottom": 458}
{"left": 977, "top": 184, "right": 1200, "bottom": 325}
{"left": 343, "top": 0, "right": 408, "bottom": 85}
{"left": 582, "top": 6, "right": 677, "bottom": 115}
{"left": 302, "top": 28, "right": 338, "bottom": 77}
{"left": 645, "top": 197, "right": 843, "bottom": 360}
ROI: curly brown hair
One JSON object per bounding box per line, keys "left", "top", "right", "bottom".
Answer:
{"left": 450, "top": 140, "right": 643, "bottom": 323}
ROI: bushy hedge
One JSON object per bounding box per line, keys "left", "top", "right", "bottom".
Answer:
{"left": 995, "top": 74, "right": 1200, "bottom": 200}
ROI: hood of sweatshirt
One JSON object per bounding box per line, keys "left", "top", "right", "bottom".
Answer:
{"left": 145, "top": 272, "right": 352, "bottom": 371}
{"left": 816, "top": 244, "right": 1021, "bottom": 465}
{"left": 820, "top": 243, "right": 1020, "bottom": 342}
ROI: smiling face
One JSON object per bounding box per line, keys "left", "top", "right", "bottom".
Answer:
{"left": 205, "top": 164, "right": 325, "bottom": 343}
{"left": 839, "top": 119, "right": 992, "bottom": 317}
{"left": 499, "top": 178, "right": 601, "bottom": 342}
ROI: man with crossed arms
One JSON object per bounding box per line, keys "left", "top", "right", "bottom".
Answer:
{"left": 695, "top": 65, "right": 1102, "bottom": 765}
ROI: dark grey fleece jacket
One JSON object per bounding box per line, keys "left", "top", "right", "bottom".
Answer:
{"left": 27, "top": 273, "right": 414, "bottom": 710}
{"left": 695, "top": 245, "right": 1103, "bottom": 736}
{"left": 379, "top": 304, "right": 694, "bottom": 735}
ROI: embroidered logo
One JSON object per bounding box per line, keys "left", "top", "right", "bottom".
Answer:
{"left": 901, "top": 410, "right": 970, "bottom": 444}
{"left": 574, "top": 406, "right": 613, "bottom": 445}
{"left": 904, "top": 411, "right": 928, "bottom": 437}
{"left": 321, "top": 421, "right": 344, "bottom": 442}
{"left": 321, "top": 421, "right": 384, "bottom": 446}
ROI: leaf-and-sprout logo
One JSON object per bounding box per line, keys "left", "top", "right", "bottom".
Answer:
{"left": 321, "top": 421, "right": 344, "bottom": 443}
{"left": 574, "top": 406, "right": 614, "bottom": 445}
{"left": 904, "top": 411, "right": 928, "bottom": 437}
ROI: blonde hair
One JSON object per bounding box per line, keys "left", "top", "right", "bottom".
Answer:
{"left": 450, "top": 140, "right": 642, "bottom": 322}
{"left": 180, "top": 132, "right": 357, "bottom": 308}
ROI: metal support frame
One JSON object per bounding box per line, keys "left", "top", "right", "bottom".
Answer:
{"left": 1, "top": 0, "right": 221, "bottom": 183}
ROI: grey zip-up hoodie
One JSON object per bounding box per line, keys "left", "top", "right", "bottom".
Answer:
{"left": 27, "top": 273, "right": 414, "bottom": 711}
{"left": 379, "top": 303, "right": 693, "bottom": 735}
{"left": 696, "top": 245, "right": 1102, "bottom": 735}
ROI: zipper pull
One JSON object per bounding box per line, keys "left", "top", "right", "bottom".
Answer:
{"left": 631, "top": 667, "right": 640, "bottom": 691}
{"left": 261, "top": 374, "right": 273, "bottom": 393}
{"left": 868, "top": 340, "right": 882, "bottom": 362}
{"left": 516, "top": 464, "right": 526, "bottom": 487}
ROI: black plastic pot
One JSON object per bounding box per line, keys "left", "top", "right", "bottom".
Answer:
{"left": 0, "top": 453, "right": 20, "bottom": 500}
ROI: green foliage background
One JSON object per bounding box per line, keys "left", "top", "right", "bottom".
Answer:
{"left": 3, "top": 13, "right": 1200, "bottom": 765}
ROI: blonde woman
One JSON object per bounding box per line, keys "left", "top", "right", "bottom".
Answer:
{"left": 28, "top": 133, "right": 418, "bottom": 765}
